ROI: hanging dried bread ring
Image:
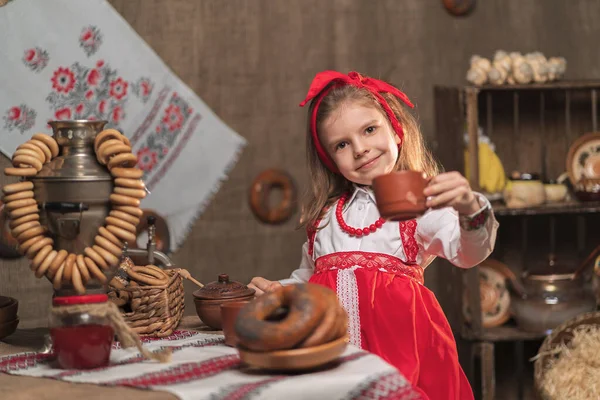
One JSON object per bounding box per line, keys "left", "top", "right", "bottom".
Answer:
{"left": 17, "top": 143, "right": 45, "bottom": 162}
{"left": 105, "top": 216, "right": 136, "bottom": 233}
{"left": 52, "top": 262, "right": 65, "bottom": 290}
{"left": 35, "top": 249, "right": 57, "bottom": 278}
{"left": 94, "top": 235, "right": 122, "bottom": 257}
{"left": 10, "top": 204, "right": 38, "bottom": 219}
{"left": 94, "top": 129, "right": 125, "bottom": 153}
{"left": 110, "top": 193, "right": 140, "bottom": 207}
{"left": 32, "top": 134, "right": 59, "bottom": 158}
{"left": 13, "top": 149, "right": 44, "bottom": 163}
{"left": 84, "top": 256, "right": 107, "bottom": 283}
{"left": 84, "top": 246, "right": 108, "bottom": 270}
{"left": 71, "top": 260, "right": 85, "bottom": 294}
{"left": 248, "top": 169, "right": 296, "bottom": 225}
{"left": 115, "top": 178, "right": 145, "bottom": 190}
{"left": 113, "top": 205, "right": 143, "bottom": 218}
{"left": 235, "top": 283, "right": 329, "bottom": 351}
{"left": 101, "top": 143, "right": 132, "bottom": 163}
{"left": 97, "top": 140, "right": 128, "bottom": 164}
{"left": 75, "top": 255, "right": 91, "bottom": 284}
{"left": 19, "top": 235, "right": 43, "bottom": 253}
{"left": 98, "top": 226, "right": 123, "bottom": 247}
{"left": 31, "top": 244, "right": 53, "bottom": 270}
{"left": 12, "top": 220, "right": 41, "bottom": 237}
{"left": 5, "top": 198, "right": 37, "bottom": 211}
{"left": 10, "top": 213, "right": 38, "bottom": 229}
{"left": 12, "top": 154, "right": 43, "bottom": 171}
{"left": 16, "top": 225, "right": 45, "bottom": 242}
{"left": 3, "top": 190, "right": 34, "bottom": 203}
{"left": 109, "top": 210, "right": 139, "bottom": 226}
{"left": 113, "top": 187, "right": 146, "bottom": 199}
{"left": 107, "top": 153, "right": 137, "bottom": 169}
{"left": 5, "top": 167, "right": 37, "bottom": 177}
{"left": 3, "top": 181, "right": 33, "bottom": 195}
{"left": 47, "top": 249, "right": 68, "bottom": 278}
{"left": 92, "top": 244, "right": 119, "bottom": 267}
{"left": 106, "top": 224, "right": 137, "bottom": 242}
{"left": 25, "top": 237, "right": 52, "bottom": 259}
{"left": 110, "top": 167, "right": 143, "bottom": 179}
{"left": 29, "top": 139, "right": 52, "bottom": 163}
{"left": 63, "top": 253, "right": 77, "bottom": 281}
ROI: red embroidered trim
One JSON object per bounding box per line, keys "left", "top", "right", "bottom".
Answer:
{"left": 399, "top": 219, "right": 419, "bottom": 263}
{"left": 314, "top": 251, "right": 424, "bottom": 285}
{"left": 307, "top": 207, "right": 329, "bottom": 257}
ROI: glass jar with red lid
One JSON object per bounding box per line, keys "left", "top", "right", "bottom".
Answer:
{"left": 49, "top": 294, "right": 114, "bottom": 369}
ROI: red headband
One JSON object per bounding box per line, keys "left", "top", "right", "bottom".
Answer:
{"left": 299, "top": 71, "right": 414, "bottom": 173}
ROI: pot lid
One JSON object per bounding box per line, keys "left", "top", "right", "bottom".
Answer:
{"left": 525, "top": 254, "right": 577, "bottom": 280}
{"left": 192, "top": 274, "right": 255, "bottom": 300}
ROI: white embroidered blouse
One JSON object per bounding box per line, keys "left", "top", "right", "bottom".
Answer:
{"left": 280, "top": 186, "right": 499, "bottom": 285}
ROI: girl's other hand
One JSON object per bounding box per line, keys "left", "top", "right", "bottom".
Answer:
{"left": 248, "top": 277, "right": 282, "bottom": 296}
{"left": 423, "top": 171, "right": 480, "bottom": 215}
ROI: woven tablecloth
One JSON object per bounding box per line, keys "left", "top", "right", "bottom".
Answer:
{"left": 0, "top": 0, "right": 246, "bottom": 250}
{"left": 0, "top": 330, "right": 422, "bottom": 400}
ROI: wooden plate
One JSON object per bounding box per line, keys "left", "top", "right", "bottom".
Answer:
{"left": 238, "top": 335, "right": 348, "bottom": 371}
{"left": 462, "top": 259, "right": 512, "bottom": 328}
{"left": 566, "top": 132, "right": 600, "bottom": 185}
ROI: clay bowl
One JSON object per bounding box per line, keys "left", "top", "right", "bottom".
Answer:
{"left": 238, "top": 335, "right": 349, "bottom": 371}
{"left": 372, "top": 171, "right": 430, "bottom": 221}
{"left": 221, "top": 300, "right": 250, "bottom": 347}
{"left": 193, "top": 295, "right": 254, "bottom": 330}
{"left": 0, "top": 318, "right": 19, "bottom": 340}
{"left": 0, "top": 296, "right": 18, "bottom": 323}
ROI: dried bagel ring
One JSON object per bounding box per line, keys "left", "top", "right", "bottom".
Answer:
{"left": 25, "top": 237, "right": 52, "bottom": 259}
{"left": 107, "top": 153, "right": 137, "bottom": 169}
{"left": 32, "top": 134, "right": 59, "bottom": 158}
{"left": 11, "top": 220, "right": 40, "bottom": 237}
{"left": 127, "top": 265, "right": 168, "bottom": 286}
{"left": 109, "top": 210, "right": 140, "bottom": 226}
{"left": 98, "top": 226, "right": 123, "bottom": 247}
{"left": 84, "top": 246, "right": 109, "bottom": 270}
{"left": 5, "top": 198, "right": 37, "bottom": 211}
{"left": 114, "top": 187, "right": 146, "bottom": 199}
{"left": 110, "top": 167, "right": 143, "bottom": 179}
{"left": 297, "top": 285, "right": 342, "bottom": 348}
{"left": 9, "top": 213, "right": 39, "bottom": 229}
{"left": 17, "top": 143, "right": 45, "bottom": 162}
{"left": 94, "top": 129, "right": 125, "bottom": 153}
{"left": 13, "top": 154, "right": 43, "bottom": 171}
{"left": 16, "top": 225, "right": 45, "bottom": 242}
{"left": 97, "top": 140, "right": 129, "bottom": 165}
{"left": 235, "top": 283, "right": 329, "bottom": 351}
{"left": 121, "top": 135, "right": 131, "bottom": 147}
{"left": 19, "top": 235, "right": 43, "bottom": 254}
{"left": 115, "top": 178, "right": 145, "bottom": 190}
{"left": 5, "top": 167, "right": 37, "bottom": 177}
{"left": 3, "top": 181, "right": 33, "bottom": 195}
{"left": 94, "top": 234, "right": 122, "bottom": 257}
{"left": 71, "top": 260, "right": 85, "bottom": 294}
{"left": 92, "top": 244, "right": 119, "bottom": 267}
{"left": 106, "top": 224, "right": 137, "bottom": 243}
{"left": 29, "top": 139, "right": 52, "bottom": 163}
{"left": 113, "top": 205, "right": 143, "bottom": 218}
{"left": 105, "top": 216, "right": 136, "bottom": 233}
{"left": 3, "top": 190, "right": 34, "bottom": 203}
{"left": 109, "top": 194, "right": 140, "bottom": 207}
{"left": 13, "top": 149, "right": 44, "bottom": 162}
{"left": 48, "top": 249, "right": 69, "bottom": 278}
{"left": 52, "top": 262, "right": 65, "bottom": 290}
{"left": 76, "top": 255, "right": 91, "bottom": 284}
{"left": 36, "top": 250, "right": 57, "bottom": 278}
{"left": 10, "top": 204, "right": 38, "bottom": 219}
{"left": 63, "top": 253, "right": 77, "bottom": 282}
{"left": 84, "top": 256, "right": 107, "bottom": 283}
{"left": 31, "top": 244, "right": 53, "bottom": 271}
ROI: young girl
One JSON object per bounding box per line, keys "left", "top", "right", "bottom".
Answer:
{"left": 249, "top": 71, "right": 498, "bottom": 400}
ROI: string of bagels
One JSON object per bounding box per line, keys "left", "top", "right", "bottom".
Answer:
{"left": 3, "top": 130, "right": 145, "bottom": 294}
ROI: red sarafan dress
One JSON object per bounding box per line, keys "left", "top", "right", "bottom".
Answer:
{"left": 280, "top": 186, "right": 498, "bottom": 400}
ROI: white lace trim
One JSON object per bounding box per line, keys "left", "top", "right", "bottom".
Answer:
{"left": 336, "top": 265, "right": 361, "bottom": 348}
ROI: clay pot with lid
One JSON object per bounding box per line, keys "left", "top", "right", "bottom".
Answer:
{"left": 192, "top": 274, "right": 255, "bottom": 330}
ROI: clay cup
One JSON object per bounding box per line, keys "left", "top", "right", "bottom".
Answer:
{"left": 372, "top": 171, "right": 430, "bottom": 221}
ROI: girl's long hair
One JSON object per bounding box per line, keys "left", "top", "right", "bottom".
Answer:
{"left": 300, "top": 84, "right": 439, "bottom": 229}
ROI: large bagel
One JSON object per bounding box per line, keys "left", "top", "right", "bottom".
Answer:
{"left": 235, "top": 283, "right": 343, "bottom": 352}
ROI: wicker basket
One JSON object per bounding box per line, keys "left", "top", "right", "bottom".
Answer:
{"left": 110, "top": 268, "right": 185, "bottom": 337}
{"left": 534, "top": 311, "right": 600, "bottom": 400}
